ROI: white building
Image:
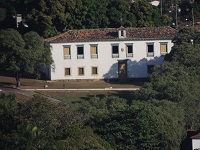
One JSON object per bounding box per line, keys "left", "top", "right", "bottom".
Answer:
{"left": 191, "top": 133, "right": 200, "bottom": 150}
{"left": 45, "top": 26, "right": 177, "bottom": 80}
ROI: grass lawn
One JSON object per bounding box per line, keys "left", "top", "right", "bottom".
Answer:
{"left": 0, "top": 75, "right": 144, "bottom": 89}
{"left": 0, "top": 91, "right": 30, "bottom": 103}
{"left": 38, "top": 90, "right": 135, "bottom": 103}
{"left": 0, "top": 75, "right": 144, "bottom": 103}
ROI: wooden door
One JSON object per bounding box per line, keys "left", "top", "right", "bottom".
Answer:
{"left": 118, "top": 62, "right": 127, "bottom": 79}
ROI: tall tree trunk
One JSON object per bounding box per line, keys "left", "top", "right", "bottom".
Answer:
{"left": 15, "top": 72, "right": 21, "bottom": 88}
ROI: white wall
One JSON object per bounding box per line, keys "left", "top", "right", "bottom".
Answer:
{"left": 49, "top": 40, "right": 173, "bottom": 80}
{"left": 192, "top": 139, "right": 200, "bottom": 150}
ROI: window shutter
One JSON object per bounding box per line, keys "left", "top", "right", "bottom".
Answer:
{"left": 64, "top": 47, "right": 70, "bottom": 55}
{"left": 126, "top": 46, "right": 128, "bottom": 54}
{"left": 161, "top": 44, "right": 167, "bottom": 53}
{"left": 91, "top": 46, "right": 97, "bottom": 54}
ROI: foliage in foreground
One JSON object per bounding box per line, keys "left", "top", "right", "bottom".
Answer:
{"left": 72, "top": 96, "right": 185, "bottom": 150}
{"left": 0, "top": 94, "right": 110, "bottom": 150}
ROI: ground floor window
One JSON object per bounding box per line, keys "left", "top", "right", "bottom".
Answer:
{"left": 92, "top": 67, "right": 98, "bottom": 75}
{"left": 65, "top": 68, "right": 71, "bottom": 76}
{"left": 78, "top": 67, "right": 84, "bottom": 76}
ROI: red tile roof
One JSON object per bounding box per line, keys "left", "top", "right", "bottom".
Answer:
{"left": 191, "top": 133, "right": 200, "bottom": 139}
{"left": 44, "top": 26, "right": 177, "bottom": 43}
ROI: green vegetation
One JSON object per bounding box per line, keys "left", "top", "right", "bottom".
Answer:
{"left": 1, "top": 0, "right": 199, "bottom": 38}
{"left": 0, "top": 94, "right": 110, "bottom": 150}
{"left": 0, "top": 29, "right": 53, "bottom": 87}
{"left": 0, "top": 0, "right": 174, "bottom": 37}
{"left": 0, "top": 0, "right": 200, "bottom": 149}
{"left": 0, "top": 28, "right": 199, "bottom": 150}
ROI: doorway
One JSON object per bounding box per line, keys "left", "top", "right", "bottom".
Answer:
{"left": 118, "top": 60, "right": 127, "bottom": 80}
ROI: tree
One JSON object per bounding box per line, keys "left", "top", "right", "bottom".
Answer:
{"left": 131, "top": 0, "right": 163, "bottom": 27}
{"left": 173, "top": 28, "right": 199, "bottom": 45}
{"left": 0, "top": 29, "right": 53, "bottom": 87}
{"left": 66, "top": 0, "right": 111, "bottom": 29}
{"left": 0, "top": 8, "right": 6, "bottom": 22}
{"left": 85, "top": 96, "right": 185, "bottom": 149}
{"left": 107, "top": 0, "right": 136, "bottom": 28}
{"left": 0, "top": 94, "right": 111, "bottom": 149}
{"left": 0, "top": 93, "right": 21, "bottom": 149}
{"left": 193, "top": 0, "right": 200, "bottom": 20}
{"left": 25, "top": 0, "right": 75, "bottom": 37}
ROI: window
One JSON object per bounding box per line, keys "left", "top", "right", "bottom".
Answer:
{"left": 91, "top": 45, "right": 98, "bottom": 58}
{"left": 126, "top": 44, "right": 133, "bottom": 57}
{"left": 121, "top": 30, "right": 124, "bottom": 36}
{"left": 147, "top": 43, "right": 154, "bottom": 57}
{"left": 78, "top": 67, "right": 84, "bottom": 75}
{"left": 65, "top": 68, "right": 71, "bottom": 76}
{"left": 92, "top": 67, "right": 98, "bottom": 75}
{"left": 147, "top": 65, "right": 154, "bottom": 74}
{"left": 63, "top": 46, "right": 71, "bottom": 59}
{"left": 160, "top": 43, "right": 167, "bottom": 55}
{"left": 77, "top": 45, "right": 84, "bottom": 59}
{"left": 112, "top": 45, "right": 119, "bottom": 58}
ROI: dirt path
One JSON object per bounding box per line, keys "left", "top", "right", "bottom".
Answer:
{"left": 0, "top": 83, "right": 61, "bottom": 103}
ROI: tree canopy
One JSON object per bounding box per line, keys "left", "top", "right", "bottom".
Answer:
{"left": 0, "top": 94, "right": 110, "bottom": 149}
{"left": 0, "top": 29, "right": 53, "bottom": 87}
{"left": 0, "top": 0, "right": 175, "bottom": 37}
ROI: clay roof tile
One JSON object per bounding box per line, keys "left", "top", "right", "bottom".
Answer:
{"left": 44, "top": 26, "right": 177, "bottom": 43}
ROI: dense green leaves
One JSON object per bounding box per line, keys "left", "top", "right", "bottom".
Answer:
{"left": 0, "top": 0, "right": 170, "bottom": 37}
{"left": 131, "top": 0, "right": 163, "bottom": 27}
{"left": 0, "top": 29, "right": 53, "bottom": 86}
{"left": 0, "top": 94, "right": 110, "bottom": 149}
{"left": 78, "top": 96, "right": 185, "bottom": 150}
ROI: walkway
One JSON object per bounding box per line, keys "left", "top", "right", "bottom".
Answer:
{"left": 22, "top": 87, "right": 140, "bottom": 91}
{"left": 1, "top": 83, "right": 140, "bottom": 103}
{"left": 0, "top": 83, "right": 61, "bottom": 103}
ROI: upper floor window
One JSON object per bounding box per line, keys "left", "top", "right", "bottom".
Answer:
{"left": 160, "top": 43, "right": 168, "bottom": 55}
{"left": 63, "top": 46, "right": 71, "bottom": 59}
{"left": 77, "top": 45, "right": 84, "bottom": 59}
{"left": 147, "top": 43, "right": 154, "bottom": 57}
{"left": 92, "top": 67, "right": 98, "bottom": 75}
{"left": 126, "top": 44, "right": 133, "bottom": 57}
{"left": 65, "top": 68, "right": 71, "bottom": 76}
{"left": 91, "top": 45, "right": 98, "bottom": 58}
{"left": 112, "top": 45, "right": 119, "bottom": 58}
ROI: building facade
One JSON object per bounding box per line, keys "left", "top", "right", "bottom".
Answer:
{"left": 45, "top": 26, "right": 177, "bottom": 80}
{"left": 191, "top": 133, "right": 200, "bottom": 150}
